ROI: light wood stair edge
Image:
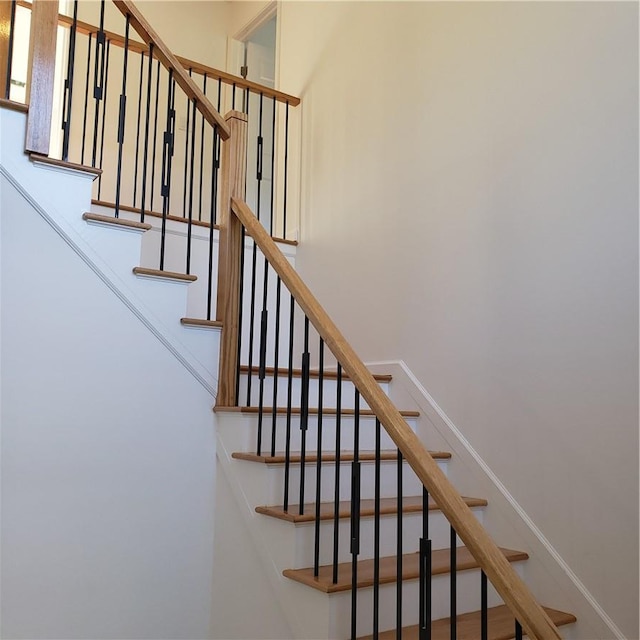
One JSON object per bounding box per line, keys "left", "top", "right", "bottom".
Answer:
{"left": 91, "top": 199, "right": 299, "bottom": 246}
{"left": 255, "top": 495, "right": 489, "bottom": 524}
{"left": 0, "top": 98, "right": 28, "bottom": 113}
{"left": 232, "top": 450, "right": 452, "bottom": 464}
{"left": 180, "top": 318, "right": 223, "bottom": 329}
{"left": 283, "top": 546, "right": 529, "bottom": 594}
{"left": 239, "top": 365, "right": 392, "bottom": 382}
{"left": 28, "top": 153, "right": 102, "bottom": 178}
{"left": 358, "top": 605, "right": 577, "bottom": 640}
{"left": 82, "top": 212, "right": 152, "bottom": 231}
{"left": 215, "top": 406, "right": 420, "bottom": 418}
{"left": 229, "top": 196, "right": 564, "bottom": 639}
{"left": 132, "top": 267, "right": 197, "bottom": 283}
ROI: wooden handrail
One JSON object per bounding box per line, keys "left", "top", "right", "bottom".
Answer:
{"left": 110, "top": 0, "right": 230, "bottom": 140}
{"left": 15, "top": 0, "right": 300, "bottom": 107}
{"left": 229, "top": 196, "right": 563, "bottom": 640}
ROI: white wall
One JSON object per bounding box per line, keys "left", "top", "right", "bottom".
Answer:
{"left": 0, "top": 174, "right": 218, "bottom": 638}
{"left": 278, "top": 2, "right": 639, "bottom": 638}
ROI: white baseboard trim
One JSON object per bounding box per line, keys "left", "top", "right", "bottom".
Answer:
{"left": 366, "top": 359, "right": 626, "bottom": 640}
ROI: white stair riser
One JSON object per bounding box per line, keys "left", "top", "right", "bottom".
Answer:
{"left": 241, "top": 414, "right": 418, "bottom": 453}
{"left": 238, "top": 375, "right": 389, "bottom": 410}
{"left": 292, "top": 507, "right": 485, "bottom": 568}
{"left": 327, "top": 562, "right": 526, "bottom": 639}
{"left": 258, "top": 458, "right": 446, "bottom": 505}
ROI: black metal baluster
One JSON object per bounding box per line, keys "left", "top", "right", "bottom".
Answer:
{"left": 332, "top": 364, "right": 342, "bottom": 584}
{"left": 256, "top": 93, "right": 264, "bottom": 222}
{"left": 96, "top": 39, "right": 110, "bottom": 201}
{"left": 114, "top": 17, "right": 130, "bottom": 218}
{"left": 269, "top": 96, "right": 276, "bottom": 235}
{"left": 140, "top": 43, "right": 154, "bottom": 223}
{"left": 298, "top": 317, "right": 310, "bottom": 515}
{"left": 450, "top": 526, "right": 457, "bottom": 640}
{"left": 350, "top": 390, "right": 361, "bottom": 640}
{"left": 198, "top": 74, "right": 206, "bottom": 222}
{"left": 4, "top": 0, "right": 16, "bottom": 100}
{"left": 235, "top": 225, "right": 246, "bottom": 405}
{"left": 232, "top": 83, "right": 236, "bottom": 110}
{"left": 61, "top": 0, "right": 78, "bottom": 161}
{"left": 282, "top": 101, "right": 289, "bottom": 239}
{"left": 206, "top": 127, "right": 220, "bottom": 320}
{"left": 245, "top": 235, "right": 259, "bottom": 405}
{"left": 91, "top": 0, "right": 106, "bottom": 168}
{"left": 80, "top": 33, "right": 92, "bottom": 165}
{"left": 159, "top": 71, "right": 176, "bottom": 270}
{"left": 373, "top": 418, "right": 381, "bottom": 639}
{"left": 282, "top": 293, "right": 295, "bottom": 511}
{"left": 182, "top": 68, "right": 193, "bottom": 219}
{"left": 186, "top": 97, "right": 197, "bottom": 273}
{"left": 481, "top": 571, "right": 488, "bottom": 640}
{"left": 256, "top": 300, "right": 268, "bottom": 456}
{"left": 515, "top": 621, "right": 523, "bottom": 640}
{"left": 313, "top": 338, "right": 325, "bottom": 577}
{"left": 132, "top": 51, "right": 145, "bottom": 208}
{"left": 269, "top": 273, "right": 282, "bottom": 456}
{"left": 149, "top": 59, "right": 160, "bottom": 213}
{"left": 420, "top": 486, "right": 432, "bottom": 640}
{"left": 397, "top": 449, "right": 404, "bottom": 638}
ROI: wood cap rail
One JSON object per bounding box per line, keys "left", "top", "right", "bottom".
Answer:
{"left": 230, "top": 196, "right": 562, "bottom": 640}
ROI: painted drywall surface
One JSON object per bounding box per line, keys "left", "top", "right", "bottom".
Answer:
{"left": 0, "top": 176, "right": 217, "bottom": 638}
{"left": 279, "top": 2, "right": 639, "bottom": 638}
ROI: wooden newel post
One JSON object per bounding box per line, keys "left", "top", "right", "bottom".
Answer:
{"left": 216, "top": 110, "right": 248, "bottom": 407}
{"left": 25, "top": 0, "right": 59, "bottom": 155}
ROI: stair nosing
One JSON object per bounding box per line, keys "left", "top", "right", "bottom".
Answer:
{"left": 283, "top": 546, "right": 528, "bottom": 594}
{"left": 232, "top": 450, "right": 451, "bottom": 464}
{"left": 180, "top": 317, "right": 223, "bottom": 329}
{"left": 216, "top": 406, "right": 419, "bottom": 418}
{"left": 256, "top": 495, "right": 488, "bottom": 524}
{"left": 83, "top": 212, "right": 152, "bottom": 231}
{"left": 132, "top": 266, "right": 197, "bottom": 282}
{"left": 239, "top": 365, "right": 392, "bottom": 382}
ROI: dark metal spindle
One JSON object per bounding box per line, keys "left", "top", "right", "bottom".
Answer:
{"left": 450, "top": 526, "right": 457, "bottom": 640}
{"left": 91, "top": 0, "right": 107, "bottom": 168}
{"left": 256, "top": 304, "right": 269, "bottom": 456}
{"left": 269, "top": 96, "right": 276, "bottom": 235}
{"left": 256, "top": 93, "right": 264, "bottom": 221}
{"left": 234, "top": 224, "right": 247, "bottom": 404}
{"left": 114, "top": 17, "right": 130, "bottom": 218}
{"left": 282, "top": 293, "right": 295, "bottom": 511}
{"left": 182, "top": 69, "right": 192, "bottom": 219}
{"left": 515, "top": 621, "right": 523, "bottom": 640}
{"left": 332, "top": 364, "right": 343, "bottom": 584}
{"left": 481, "top": 571, "right": 488, "bottom": 640}
{"left": 313, "top": 338, "right": 325, "bottom": 577}
{"left": 350, "top": 390, "right": 361, "bottom": 640}
{"left": 373, "top": 418, "right": 381, "bottom": 639}
{"left": 206, "top": 127, "right": 219, "bottom": 319}
{"left": 132, "top": 51, "right": 145, "bottom": 208}
{"left": 159, "top": 72, "right": 176, "bottom": 270}
{"left": 269, "top": 274, "right": 282, "bottom": 456}
{"left": 397, "top": 449, "right": 404, "bottom": 637}
{"left": 80, "top": 33, "right": 92, "bottom": 165}
{"left": 140, "top": 43, "right": 154, "bottom": 223}
{"left": 149, "top": 59, "right": 160, "bottom": 212}
{"left": 186, "top": 97, "right": 197, "bottom": 273}
{"left": 420, "top": 486, "right": 432, "bottom": 640}
{"left": 282, "top": 101, "right": 290, "bottom": 239}
{"left": 61, "top": 0, "right": 78, "bottom": 161}
{"left": 198, "top": 74, "right": 206, "bottom": 222}
{"left": 298, "top": 317, "right": 310, "bottom": 515}
{"left": 245, "top": 235, "right": 259, "bottom": 405}
{"left": 96, "top": 39, "right": 111, "bottom": 201}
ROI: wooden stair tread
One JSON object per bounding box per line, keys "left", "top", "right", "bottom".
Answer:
{"left": 283, "top": 546, "right": 528, "bottom": 593}
{"left": 29, "top": 153, "right": 102, "bottom": 177}
{"left": 83, "top": 212, "right": 152, "bottom": 231}
{"left": 359, "top": 605, "right": 577, "bottom": 640}
{"left": 233, "top": 450, "right": 451, "bottom": 464}
{"left": 256, "top": 495, "right": 487, "bottom": 524}
{"left": 239, "top": 365, "right": 392, "bottom": 382}
{"left": 0, "top": 98, "right": 28, "bottom": 113}
{"left": 132, "top": 267, "right": 197, "bottom": 282}
{"left": 180, "top": 317, "right": 223, "bottom": 329}
{"left": 217, "top": 406, "right": 419, "bottom": 417}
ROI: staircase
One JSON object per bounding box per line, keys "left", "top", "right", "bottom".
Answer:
{"left": 0, "top": 1, "right": 581, "bottom": 637}
{"left": 215, "top": 367, "right": 576, "bottom": 639}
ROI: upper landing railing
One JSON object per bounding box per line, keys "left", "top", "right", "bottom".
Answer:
{"left": 1, "top": 2, "right": 566, "bottom": 638}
